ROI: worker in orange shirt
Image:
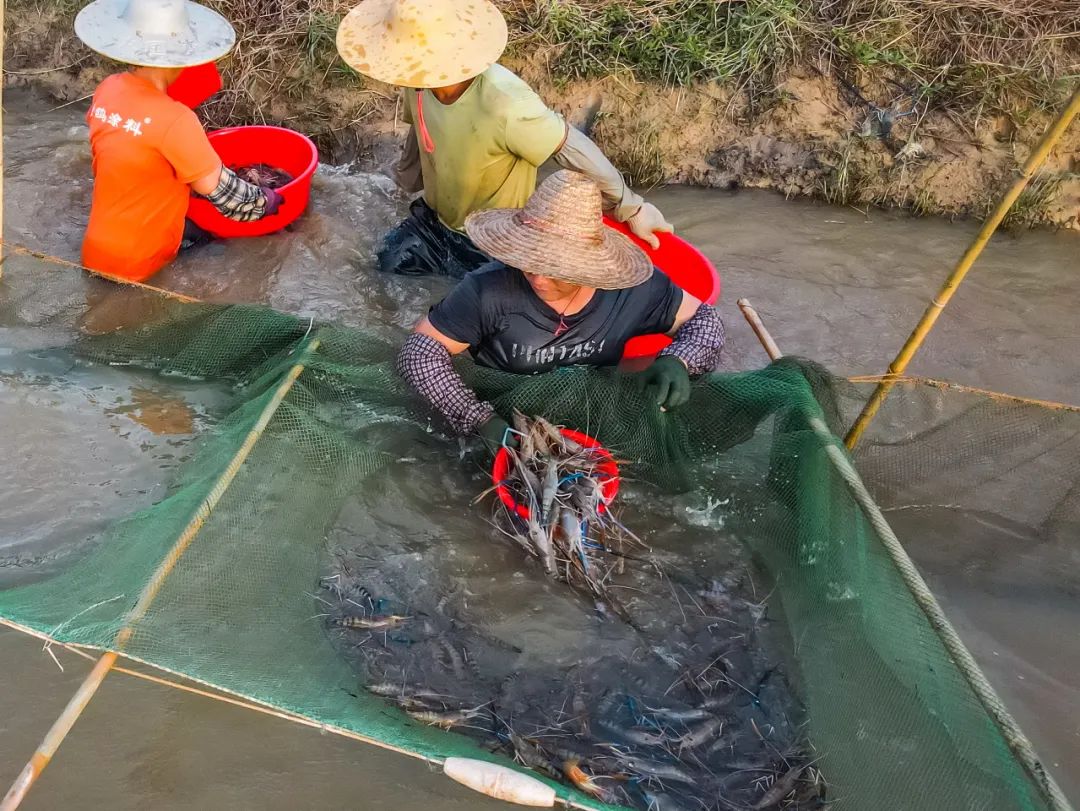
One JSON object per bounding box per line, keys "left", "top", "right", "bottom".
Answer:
{"left": 74, "top": 0, "right": 283, "bottom": 282}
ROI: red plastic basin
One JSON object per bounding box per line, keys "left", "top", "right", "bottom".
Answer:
{"left": 604, "top": 216, "right": 721, "bottom": 361}
{"left": 186, "top": 125, "right": 319, "bottom": 239}
{"left": 492, "top": 428, "right": 620, "bottom": 520}
{"left": 166, "top": 63, "right": 221, "bottom": 109}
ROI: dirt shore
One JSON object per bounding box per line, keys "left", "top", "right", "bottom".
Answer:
{"left": 4, "top": 0, "right": 1078, "bottom": 229}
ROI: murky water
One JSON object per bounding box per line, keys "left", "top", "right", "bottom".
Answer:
{"left": 0, "top": 354, "right": 228, "bottom": 580}
{"left": 2, "top": 86, "right": 1079, "bottom": 805}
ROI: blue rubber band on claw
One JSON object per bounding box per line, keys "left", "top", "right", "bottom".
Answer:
{"left": 501, "top": 426, "right": 527, "bottom": 448}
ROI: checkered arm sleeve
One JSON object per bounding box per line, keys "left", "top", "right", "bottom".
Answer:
{"left": 202, "top": 166, "right": 269, "bottom": 223}
{"left": 396, "top": 333, "right": 495, "bottom": 436}
{"left": 659, "top": 304, "right": 725, "bottom": 375}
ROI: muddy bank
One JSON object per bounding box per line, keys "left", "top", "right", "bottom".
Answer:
{"left": 3, "top": 0, "right": 1078, "bottom": 229}
{"left": 522, "top": 66, "right": 1080, "bottom": 230}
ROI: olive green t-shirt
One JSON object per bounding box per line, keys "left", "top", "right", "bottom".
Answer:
{"left": 404, "top": 65, "right": 567, "bottom": 232}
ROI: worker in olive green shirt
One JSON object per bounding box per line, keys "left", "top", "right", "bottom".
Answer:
{"left": 336, "top": 0, "right": 674, "bottom": 277}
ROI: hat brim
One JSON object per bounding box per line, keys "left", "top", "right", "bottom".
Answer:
{"left": 75, "top": 0, "right": 236, "bottom": 69}
{"left": 465, "top": 210, "right": 654, "bottom": 291}
{"left": 336, "top": 0, "right": 507, "bottom": 88}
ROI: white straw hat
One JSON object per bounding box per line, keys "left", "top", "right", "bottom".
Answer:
{"left": 465, "top": 171, "right": 654, "bottom": 290}
{"left": 336, "top": 0, "right": 508, "bottom": 89}
{"left": 74, "top": 0, "right": 236, "bottom": 69}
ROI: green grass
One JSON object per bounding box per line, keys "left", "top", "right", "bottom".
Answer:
{"left": 1000, "top": 174, "right": 1067, "bottom": 230}
{"left": 508, "top": 0, "right": 1078, "bottom": 114}
{"left": 518, "top": 0, "right": 810, "bottom": 91}
{"left": 10, "top": 0, "right": 1075, "bottom": 116}
{"left": 303, "top": 11, "right": 342, "bottom": 70}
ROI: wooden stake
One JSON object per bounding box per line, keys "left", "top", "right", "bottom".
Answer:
{"left": 737, "top": 299, "right": 782, "bottom": 361}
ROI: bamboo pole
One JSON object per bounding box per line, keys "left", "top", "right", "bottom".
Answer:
{"left": 843, "top": 85, "right": 1080, "bottom": 450}
{"left": 737, "top": 299, "right": 1074, "bottom": 811}
{"left": 725, "top": 302, "right": 1080, "bottom": 414}
{"left": 0, "top": 338, "right": 320, "bottom": 811}
{"left": 846, "top": 375, "right": 1080, "bottom": 413}
{"left": 0, "top": 240, "right": 200, "bottom": 302}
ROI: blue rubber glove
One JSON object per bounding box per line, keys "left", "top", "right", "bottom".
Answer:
{"left": 634, "top": 356, "right": 691, "bottom": 410}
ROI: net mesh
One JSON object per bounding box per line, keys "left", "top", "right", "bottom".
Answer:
{"left": 0, "top": 255, "right": 1072, "bottom": 811}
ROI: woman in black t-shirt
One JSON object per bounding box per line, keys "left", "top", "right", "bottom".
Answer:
{"left": 396, "top": 171, "right": 725, "bottom": 450}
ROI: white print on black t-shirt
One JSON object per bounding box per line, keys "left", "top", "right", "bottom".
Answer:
{"left": 510, "top": 339, "right": 607, "bottom": 367}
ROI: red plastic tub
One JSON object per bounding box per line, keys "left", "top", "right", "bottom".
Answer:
{"left": 492, "top": 428, "right": 620, "bottom": 520}
{"left": 186, "top": 125, "right": 319, "bottom": 239}
{"left": 604, "top": 216, "right": 721, "bottom": 361}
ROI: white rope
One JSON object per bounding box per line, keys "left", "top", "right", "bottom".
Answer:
{"left": 739, "top": 297, "right": 1072, "bottom": 811}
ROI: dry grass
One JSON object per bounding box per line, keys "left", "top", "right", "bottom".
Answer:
{"left": 3, "top": 0, "right": 386, "bottom": 159}
{"left": 591, "top": 113, "right": 667, "bottom": 190}
{"left": 194, "top": 0, "right": 393, "bottom": 159}
{"left": 817, "top": 0, "right": 1080, "bottom": 114}
{"left": 196, "top": 0, "right": 362, "bottom": 126}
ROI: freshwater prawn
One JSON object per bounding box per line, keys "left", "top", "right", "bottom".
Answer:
{"left": 481, "top": 413, "right": 647, "bottom": 619}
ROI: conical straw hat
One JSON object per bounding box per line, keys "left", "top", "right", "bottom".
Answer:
{"left": 336, "top": 0, "right": 508, "bottom": 89}
{"left": 74, "top": 0, "right": 235, "bottom": 69}
{"left": 465, "top": 171, "right": 654, "bottom": 291}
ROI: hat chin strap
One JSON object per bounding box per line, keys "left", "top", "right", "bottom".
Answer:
{"left": 416, "top": 93, "right": 436, "bottom": 153}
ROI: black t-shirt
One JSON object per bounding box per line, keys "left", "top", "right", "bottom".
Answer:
{"left": 428, "top": 262, "right": 682, "bottom": 374}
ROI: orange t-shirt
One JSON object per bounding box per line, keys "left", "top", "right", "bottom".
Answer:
{"left": 82, "top": 73, "right": 221, "bottom": 281}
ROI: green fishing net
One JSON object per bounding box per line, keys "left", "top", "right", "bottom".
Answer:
{"left": 0, "top": 257, "right": 1069, "bottom": 811}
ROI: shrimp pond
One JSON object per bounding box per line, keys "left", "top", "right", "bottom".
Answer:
{"left": 2, "top": 87, "right": 1078, "bottom": 809}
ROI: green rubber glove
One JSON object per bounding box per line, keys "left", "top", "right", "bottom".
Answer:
{"left": 476, "top": 415, "right": 513, "bottom": 456}
{"left": 635, "top": 356, "right": 691, "bottom": 410}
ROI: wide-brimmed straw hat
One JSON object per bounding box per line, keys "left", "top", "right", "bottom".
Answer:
{"left": 336, "top": 0, "right": 507, "bottom": 89}
{"left": 465, "top": 171, "right": 654, "bottom": 290}
{"left": 75, "top": 0, "right": 235, "bottom": 68}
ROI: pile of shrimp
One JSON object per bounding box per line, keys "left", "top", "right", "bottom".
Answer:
{"left": 233, "top": 162, "right": 293, "bottom": 189}
{"left": 318, "top": 561, "right": 827, "bottom": 811}
{"left": 479, "top": 412, "right": 644, "bottom": 623}
{"left": 315, "top": 414, "right": 827, "bottom": 810}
